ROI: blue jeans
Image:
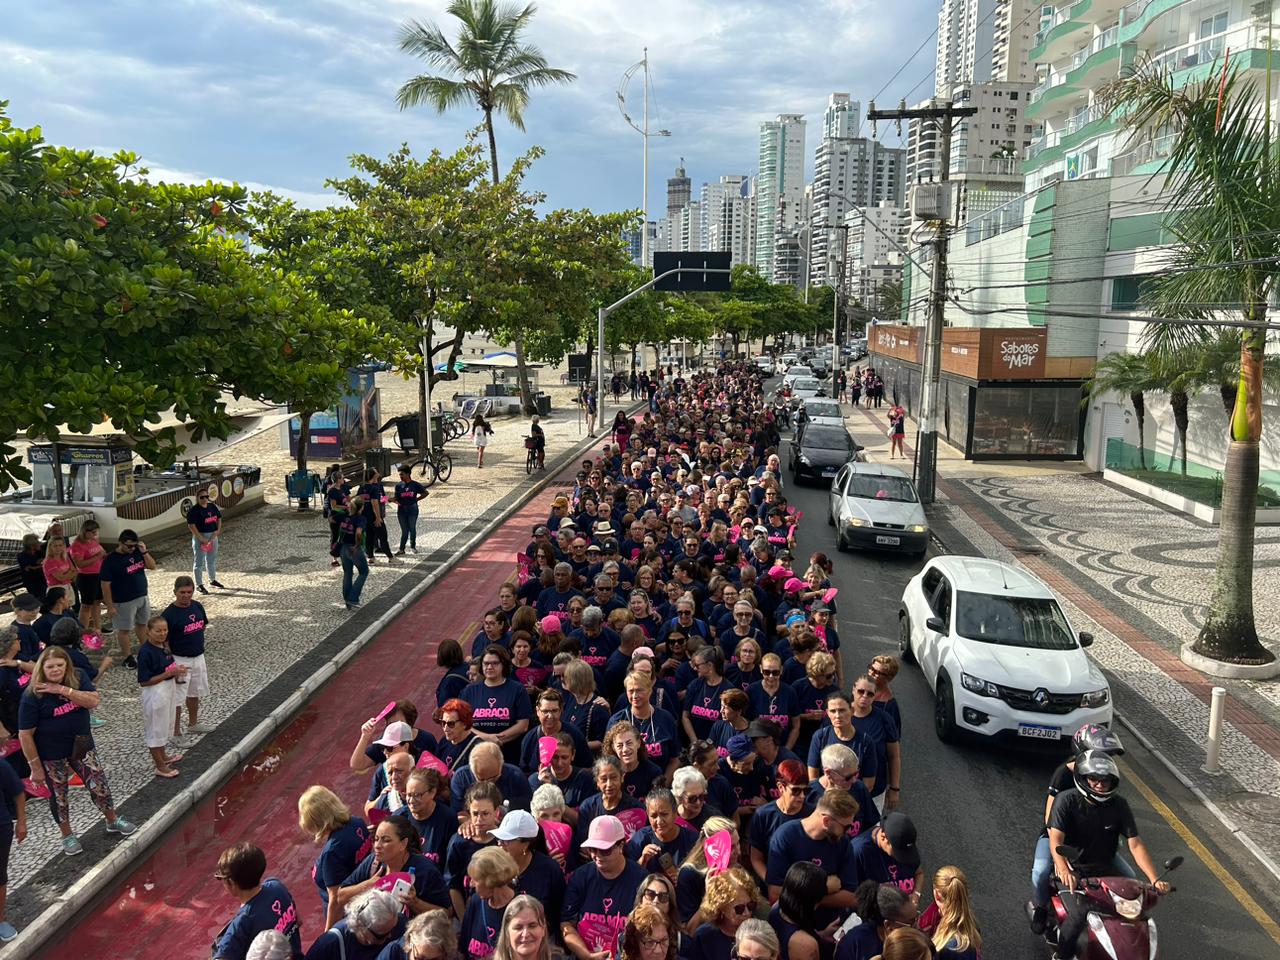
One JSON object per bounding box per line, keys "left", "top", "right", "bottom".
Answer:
{"left": 1031, "top": 835, "right": 1136, "bottom": 905}
{"left": 397, "top": 504, "right": 418, "bottom": 550}
{"left": 192, "top": 536, "right": 219, "bottom": 586}
{"left": 340, "top": 546, "right": 368, "bottom": 604}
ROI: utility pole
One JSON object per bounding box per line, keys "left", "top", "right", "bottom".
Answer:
{"left": 867, "top": 98, "right": 976, "bottom": 504}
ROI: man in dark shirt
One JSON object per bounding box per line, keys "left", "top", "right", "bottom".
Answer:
{"left": 185, "top": 490, "right": 224, "bottom": 594}
{"left": 162, "top": 576, "right": 214, "bottom": 742}
{"left": 99, "top": 528, "right": 155, "bottom": 669}
{"left": 1045, "top": 751, "right": 1169, "bottom": 960}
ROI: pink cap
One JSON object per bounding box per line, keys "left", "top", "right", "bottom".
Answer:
{"left": 540, "top": 615, "right": 563, "bottom": 634}
{"left": 784, "top": 577, "right": 806, "bottom": 593}
{"left": 374, "top": 720, "right": 414, "bottom": 747}
{"left": 580, "top": 815, "right": 628, "bottom": 850}
{"left": 767, "top": 565, "right": 789, "bottom": 579}
{"left": 633, "top": 646, "right": 655, "bottom": 659}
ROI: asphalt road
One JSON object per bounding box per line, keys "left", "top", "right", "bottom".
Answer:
{"left": 778, "top": 426, "right": 1280, "bottom": 959}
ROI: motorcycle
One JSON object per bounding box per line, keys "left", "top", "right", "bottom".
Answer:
{"left": 1040, "top": 846, "right": 1182, "bottom": 960}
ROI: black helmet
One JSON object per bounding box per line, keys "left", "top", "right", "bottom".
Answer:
{"left": 1072, "top": 723, "right": 1124, "bottom": 757}
{"left": 1074, "top": 749, "right": 1120, "bottom": 803}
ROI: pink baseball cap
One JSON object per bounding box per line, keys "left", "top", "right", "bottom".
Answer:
{"left": 374, "top": 720, "right": 414, "bottom": 747}
{"left": 540, "top": 615, "right": 563, "bottom": 634}
{"left": 580, "top": 815, "right": 627, "bottom": 850}
{"left": 767, "top": 565, "right": 790, "bottom": 579}
{"left": 784, "top": 577, "right": 806, "bottom": 593}
{"left": 633, "top": 646, "right": 655, "bottom": 659}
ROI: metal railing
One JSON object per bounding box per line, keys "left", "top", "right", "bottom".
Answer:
{"left": 1110, "top": 132, "right": 1177, "bottom": 175}
{"left": 1120, "top": 0, "right": 1154, "bottom": 26}
{"left": 1148, "top": 24, "right": 1258, "bottom": 74}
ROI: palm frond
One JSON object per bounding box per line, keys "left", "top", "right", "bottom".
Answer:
{"left": 491, "top": 83, "right": 531, "bottom": 130}
{"left": 396, "top": 75, "right": 476, "bottom": 113}
{"left": 397, "top": 20, "right": 463, "bottom": 72}
{"left": 505, "top": 65, "right": 577, "bottom": 89}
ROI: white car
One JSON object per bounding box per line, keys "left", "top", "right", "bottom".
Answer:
{"left": 828, "top": 462, "right": 928, "bottom": 556}
{"left": 898, "top": 556, "right": 1111, "bottom": 744}
{"left": 783, "top": 365, "right": 813, "bottom": 389}
{"left": 753, "top": 355, "right": 776, "bottom": 375}
{"left": 797, "top": 398, "right": 844, "bottom": 427}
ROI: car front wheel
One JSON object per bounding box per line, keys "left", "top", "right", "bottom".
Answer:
{"left": 898, "top": 613, "right": 915, "bottom": 664}
{"left": 934, "top": 673, "right": 958, "bottom": 744}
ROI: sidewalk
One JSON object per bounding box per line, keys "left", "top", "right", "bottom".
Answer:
{"left": 847, "top": 402, "right": 1280, "bottom": 877}
{"left": 2, "top": 401, "right": 596, "bottom": 909}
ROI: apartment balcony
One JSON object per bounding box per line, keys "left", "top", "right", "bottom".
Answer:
{"left": 1110, "top": 132, "right": 1176, "bottom": 175}
{"left": 1031, "top": 0, "right": 1094, "bottom": 62}
{"left": 950, "top": 156, "right": 1024, "bottom": 179}
{"left": 1145, "top": 22, "right": 1265, "bottom": 75}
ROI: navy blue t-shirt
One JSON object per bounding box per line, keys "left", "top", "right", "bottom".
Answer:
{"left": 568, "top": 627, "right": 620, "bottom": 669}
{"left": 519, "top": 722, "right": 592, "bottom": 773}
{"left": 607, "top": 709, "right": 679, "bottom": 769}
{"left": 575, "top": 793, "right": 644, "bottom": 850}
{"left": 805, "top": 779, "right": 880, "bottom": 838}
{"left": 833, "top": 921, "right": 882, "bottom": 960}
{"left": 765, "top": 819, "right": 859, "bottom": 891}
{"left": 214, "top": 878, "right": 302, "bottom": 960}
{"left": 514, "top": 851, "right": 567, "bottom": 926}
{"left": 851, "top": 829, "right": 917, "bottom": 894}
{"left": 17, "top": 669, "right": 94, "bottom": 761}
{"left": 186, "top": 502, "right": 222, "bottom": 533}
{"left": 717, "top": 758, "right": 770, "bottom": 813}
{"left": 340, "top": 851, "right": 449, "bottom": 909}
{"left": 99, "top": 548, "right": 149, "bottom": 603}
{"left": 684, "top": 677, "right": 732, "bottom": 741}
{"left": 792, "top": 680, "right": 839, "bottom": 717}
{"left": 162, "top": 600, "right": 208, "bottom": 658}
{"left": 625, "top": 824, "right": 697, "bottom": 874}
{"left": 136, "top": 641, "right": 174, "bottom": 685}
{"left": 536, "top": 586, "right": 584, "bottom": 619}
{"left": 747, "top": 800, "right": 812, "bottom": 855}
{"left": 807, "top": 725, "right": 878, "bottom": 784}
{"left": 394, "top": 802, "right": 455, "bottom": 867}
{"left": 848, "top": 709, "right": 899, "bottom": 798}
{"left": 444, "top": 834, "right": 496, "bottom": 895}
{"left": 562, "top": 860, "right": 647, "bottom": 954}
{"left": 393, "top": 480, "right": 425, "bottom": 506}
{"left": 460, "top": 679, "right": 532, "bottom": 740}
{"left": 746, "top": 681, "right": 801, "bottom": 737}
{"left": 0, "top": 760, "right": 24, "bottom": 825}
{"left": 561, "top": 697, "right": 610, "bottom": 748}
{"left": 449, "top": 762, "right": 532, "bottom": 811}
{"left": 313, "top": 818, "right": 369, "bottom": 900}
{"left": 687, "top": 924, "right": 735, "bottom": 960}
{"left": 460, "top": 894, "right": 506, "bottom": 958}
{"left": 527, "top": 766, "right": 598, "bottom": 808}
{"left": 620, "top": 758, "right": 664, "bottom": 804}
{"left": 307, "top": 916, "right": 406, "bottom": 960}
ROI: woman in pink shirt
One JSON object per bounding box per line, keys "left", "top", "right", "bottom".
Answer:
{"left": 41, "top": 537, "right": 77, "bottom": 606}
{"left": 69, "top": 521, "right": 107, "bottom": 635}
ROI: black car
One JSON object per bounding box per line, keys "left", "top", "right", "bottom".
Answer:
{"left": 789, "top": 422, "right": 862, "bottom": 485}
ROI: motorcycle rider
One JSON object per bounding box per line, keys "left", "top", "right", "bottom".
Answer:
{"left": 1028, "top": 724, "right": 1128, "bottom": 933}
{"left": 1045, "top": 750, "right": 1171, "bottom": 960}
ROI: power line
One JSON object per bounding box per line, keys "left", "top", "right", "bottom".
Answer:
{"left": 871, "top": 27, "right": 941, "bottom": 104}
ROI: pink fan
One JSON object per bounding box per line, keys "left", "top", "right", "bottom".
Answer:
{"left": 705, "top": 829, "right": 733, "bottom": 875}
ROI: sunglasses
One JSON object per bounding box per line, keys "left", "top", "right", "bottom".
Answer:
{"left": 682, "top": 793, "right": 707, "bottom": 804}
{"left": 761, "top": 669, "right": 781, "bottom": 677}
{"left": 853, "top": 689, "right": 876, "bottom": 698}
{"left": 731, "top": 903, "right": 752, "bottom": 917}
{"left": 642, "top": 889, "right": 672, "bottom": 904}
{"left": 440, "top": 719, "right": 462, "bottom": 728}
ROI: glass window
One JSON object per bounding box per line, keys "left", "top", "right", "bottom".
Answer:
{"left": 942, "top": 379, "right": 971, "bottom": 449}
{"left": 802, "top": 426, "right": 853, "bottom": 451}
{"left": 847, "top": 474, "right": 919, "bottom": 502}
{"left": 970, "top": 385, "right": 1081, "bottom": 457}
{"left": 955, "top": 592, "right": 1077, "bottom": 650}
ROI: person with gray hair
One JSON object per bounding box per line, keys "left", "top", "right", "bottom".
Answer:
{"left": 536, "top": 562, "right": 583, "bottom": 619}
{"left": 400, "top": 909, "right": 458, "bottom": 960}
{"left": 244, "top": 930, "right": 292, "bottom": 960}
{"left": 734, "top": 919, "right": 780, "bottom": 960}
{"left": 671, "top": 767, "right": 712, "bottom": 829}
{"left": 530, "top": 782, "right": 567, "bottom": 821}
{"left": 305, "top": 888, "right": 403, "bottom": 959}
{"left": 569, "top": 604, "right": 618, "bottom": 670}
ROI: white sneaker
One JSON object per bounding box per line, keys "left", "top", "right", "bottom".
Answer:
{"left": 187, "top": 722, "right": 216, "bottom": 734}
{"left": 407, "top": 546, "right": 417, "bottom": 555}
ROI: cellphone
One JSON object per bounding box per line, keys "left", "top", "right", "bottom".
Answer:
{"left": 390, "top": 877, "right": 412, "bottom": 900}
{"left": 658, "top": 853, "right": 675, "bottom": 872}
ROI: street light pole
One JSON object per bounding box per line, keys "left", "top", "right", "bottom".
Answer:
{"left": 830, "top": 224, "right": 849, "bottom": 399}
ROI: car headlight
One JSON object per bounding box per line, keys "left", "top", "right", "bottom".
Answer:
{"left": 845, "top": 517, "right": 867, "bottom": 527}
{"left": 1081, "top": 688, "right": 1110, "bottom": 708}
{"left": 960, "top": 672, "right": 1000, "bottom": 698}
{"left": 909, "top": 524, "right": 927, "bottom": 533}
{"left": 1110, "top": 891, "right": 1143, "bottom": 919}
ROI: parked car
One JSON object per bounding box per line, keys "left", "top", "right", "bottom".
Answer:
{"left": 788, "top": 377, "right": 826, "bottom": 409}
{"left": 796, "top": 398, "right": 844, "bottom": 428}
{"left": 897, "top": 556, "right": 1112, "bottom": 745}
{"left": 789, "top": 422, "right": 861, "bottom": 484}
{"left": 827, "top": 462, "right": 928, "bottom": 556}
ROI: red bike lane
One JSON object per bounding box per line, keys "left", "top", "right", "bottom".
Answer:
{"left": 44, "top": 456, "right": 585, "bottom": 958}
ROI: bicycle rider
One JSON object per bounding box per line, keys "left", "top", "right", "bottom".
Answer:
{"left": 529, "top": 415, "right": 546, "bottom": 471}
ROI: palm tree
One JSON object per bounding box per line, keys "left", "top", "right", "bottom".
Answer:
{"left": 1101, "top": 63, "right": 1280, "bottom": 665}
{"left": 1085, "top": 351, "right": 1157, "bottom": 469}
{"left": 396, "top": 0, "right": 576, "bottom": 414}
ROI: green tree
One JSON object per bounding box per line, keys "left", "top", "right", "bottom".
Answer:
{"left": 397, "top": 0, "right": 576, "bottom": 414}
{"left": 1085, "top": 351, "right": 1159, "bottom": 469}
{"left": 876, "top": 278, "right": 904, "bottom": 323}
{"left": 1102, "top": 65, "right": 1279, "bottom": 664}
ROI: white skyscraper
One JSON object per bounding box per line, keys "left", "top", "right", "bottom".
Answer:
{"left": 936, "top": 0, "right": 998, "bottom": 96}
{"left": 754, "top": 114, "right": 807, "bottom": 282}
{"left": 823, "top": 93, "right": 862, "bottom": 139}
{"left": 701, "top": 175, "right": 754, "bottom": 267}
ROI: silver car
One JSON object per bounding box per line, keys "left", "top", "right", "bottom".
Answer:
{"left": 798, "top": 398, "right": 844, "bottom": 427}
{"left": 828, "top": 461, "right": 929, "bottom": 557}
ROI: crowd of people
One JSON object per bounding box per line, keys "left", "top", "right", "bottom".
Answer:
{"left": 204, "top": 360, "right": 988, "bottom": 960}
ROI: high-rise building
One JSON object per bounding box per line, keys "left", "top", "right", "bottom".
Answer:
{"left": 936, "top": 0, "right": 998, "bottom": 95}
{"left": 823, "top": 93, "right": 862, "bottom": 139}
{"left": 754, "top": 114, "right": 807, "bottom": 282}
{"left": 667, "top": 160, "right": 692, "bottom": 220}
{"left": 843, "top": 202, "right": 909, "bottom": 311}
{"left": 906, "top": 99, "right": 942, "bottom": 185}
{"left": 809, "top": 97, "right": 906, "bottom": 285}
{"left": 678, "top": 201, "right": 705, "bottom": 252}
{"left": 701, "top": 175, "right": 754, "bottom": 266}
{"left": 991, "top": 0, "right": 1037, "bottom": 84}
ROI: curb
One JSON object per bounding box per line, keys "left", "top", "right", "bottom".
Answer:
{"left": 1180, "top": 642, "right": 1280, "bottom": 681}
{"left": 8, "top": 414, "right": 627, "bottom": 959}
{"left": 924, "top": 491, "right": 1280, "bottom": 889}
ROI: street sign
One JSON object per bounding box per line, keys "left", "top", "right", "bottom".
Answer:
{"left": 653, "top": 251, "right": 732, "bottom": 292}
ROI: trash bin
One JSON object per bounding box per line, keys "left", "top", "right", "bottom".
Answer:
{"left": 364, "top": 447, "right": 397, "bottom": 477}
{"left": 535, "top": 393, "right": 551, "bottom": 416}
{"left": 428, "top": 415, "right": 444, "bottom": 449}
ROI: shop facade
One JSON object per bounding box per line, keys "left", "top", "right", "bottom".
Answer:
{"left": 865, "top": 324, "right": 1086, "bottom": 460}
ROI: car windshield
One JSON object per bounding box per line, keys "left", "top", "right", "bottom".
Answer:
{"left": 847, "top": 475, "right": 918, "bottom": 502}
{"left": 789, "top": 367, "right": 812, "bottom": 376}
{"left": 805, "top": 402, "right": 841, "bottom": 418}
{"left": 955, "top": 592, "right": 1077, "bottom": 650}
{"left": 794, "top": 378, "right": 821, "bottom": 391}
{"left": 803, "top": 427, "right": 851, "bottom": 451}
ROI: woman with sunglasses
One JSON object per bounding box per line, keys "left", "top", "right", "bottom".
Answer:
{"left": 745, "top": 655, "right": 801, "bottom": 751}
{"left": 305, "top": 888, "right": 403, "bottom": 960}
{"left": 688, "top": 867, "right": 760, "bottom": 960}
{"left": 620, "top": 901, "right": 679, "bottom": 960}
{"left": 805, "top": 693, "right": 876, "bottom": 790}
{"left": 746, "top": 760, "right": 812, "bottom": 884}
{"left": 682, "top": 646, "right": 732, "bottom": 744}
{"left": 866, "top": 656, "right": 902, "bottom": 733}
{"left": 434, "top": 699, "right": 479, "bottom": 774}
{"left": 792, "top": 652, "right": 840, "bottom": 746}
{"left": 848, "top": 676, "right": 902, "bottom": 812}
{"left": 675, "top": 816, "right": 738, "bottom": 931}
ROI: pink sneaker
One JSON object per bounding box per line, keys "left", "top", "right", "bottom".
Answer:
{"left": 23, "top": 778, "right": 51, "bottom": 800}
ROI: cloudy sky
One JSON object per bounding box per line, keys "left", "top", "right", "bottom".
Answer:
{"left": 2, "top": 0, "right": 938, "bottom": 216}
